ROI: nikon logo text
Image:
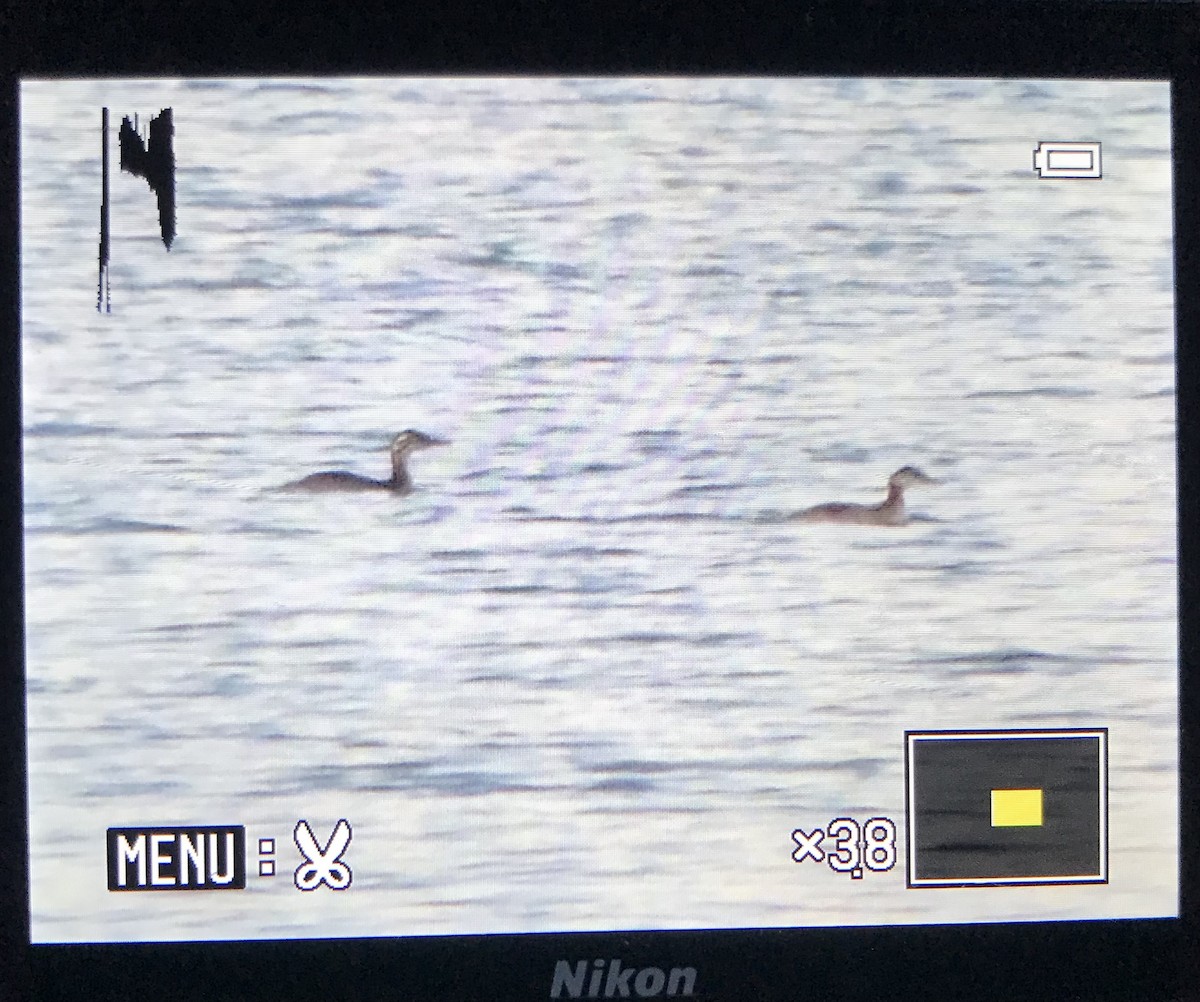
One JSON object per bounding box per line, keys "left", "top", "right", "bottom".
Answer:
{"left": 550, "top": 959, "right": 697, "bottom": 999}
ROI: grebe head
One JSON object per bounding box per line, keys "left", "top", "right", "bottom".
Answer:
{"left": 390, "top": 429, "right": 449, "bottom": 460}
{"left": 888, "top": 466, "right": 938, "bottom": 490}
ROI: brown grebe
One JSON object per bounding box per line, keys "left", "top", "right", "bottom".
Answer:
{"left": 282, "top": 430, "right": 448, "bottom": 493}
{"left": 793, "top": 466, "right": 938, "bottom": 526}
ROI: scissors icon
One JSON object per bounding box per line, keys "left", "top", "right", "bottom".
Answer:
{"left": 293, "top": 819, "right": 353, "bottom": 891}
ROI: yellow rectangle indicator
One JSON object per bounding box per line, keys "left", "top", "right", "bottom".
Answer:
{"left": 991, "top": 788, "right": 1044, "bottom": 827}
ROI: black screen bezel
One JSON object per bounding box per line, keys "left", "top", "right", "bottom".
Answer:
{"left": 2, "top": 2, "right": 1198, "bottom": 1000}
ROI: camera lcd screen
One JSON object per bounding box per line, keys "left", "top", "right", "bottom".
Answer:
{"left": 19, "top": 77, "right": 1177, "bottom": 948}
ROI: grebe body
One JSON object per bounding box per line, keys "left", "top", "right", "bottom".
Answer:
{"left": 793, "top": 466, "right": 938, "bottom": 526}
{"left": 283, "top": 429, "right": 448, "bottom": 494}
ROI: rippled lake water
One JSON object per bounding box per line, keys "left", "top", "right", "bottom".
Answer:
{"left": 20, "top": 77, "right": 1177, "bottom": 942}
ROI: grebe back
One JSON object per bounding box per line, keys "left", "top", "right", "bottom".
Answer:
{"left": 282, "top": 429, "right": 448, "bottom": 493}
{"left": 793, "top": 466, "right": 938, "bottom": 526}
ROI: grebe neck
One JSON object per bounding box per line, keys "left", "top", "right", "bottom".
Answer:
{"left": 390, "top": 454, "right": 413, "bottom": 492}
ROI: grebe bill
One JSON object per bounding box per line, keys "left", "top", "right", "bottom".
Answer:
{"left": 282, "top": 429, "right": 449, "bottom": 493}
{"left": 793, "top": 466, "right": 939, "bottom": 526}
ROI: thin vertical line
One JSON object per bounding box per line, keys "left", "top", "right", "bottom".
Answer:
{"left": 98, "top": 106, "right": 110, "bottom": 313}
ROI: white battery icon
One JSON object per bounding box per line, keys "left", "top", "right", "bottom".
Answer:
{"left": 1033, "top": 141, "right": 1102, "bottom": 179}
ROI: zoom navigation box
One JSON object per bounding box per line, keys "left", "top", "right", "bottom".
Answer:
{"left": 905, "top": 729, "right": 1108, "bottom": 887}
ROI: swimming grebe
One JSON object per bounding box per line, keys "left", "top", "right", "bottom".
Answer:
{"left": 282, "top": 430, "right": 449, "bottom": 493}
{"left": 793, "top": 466, "right": 938, "bottom": 526}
